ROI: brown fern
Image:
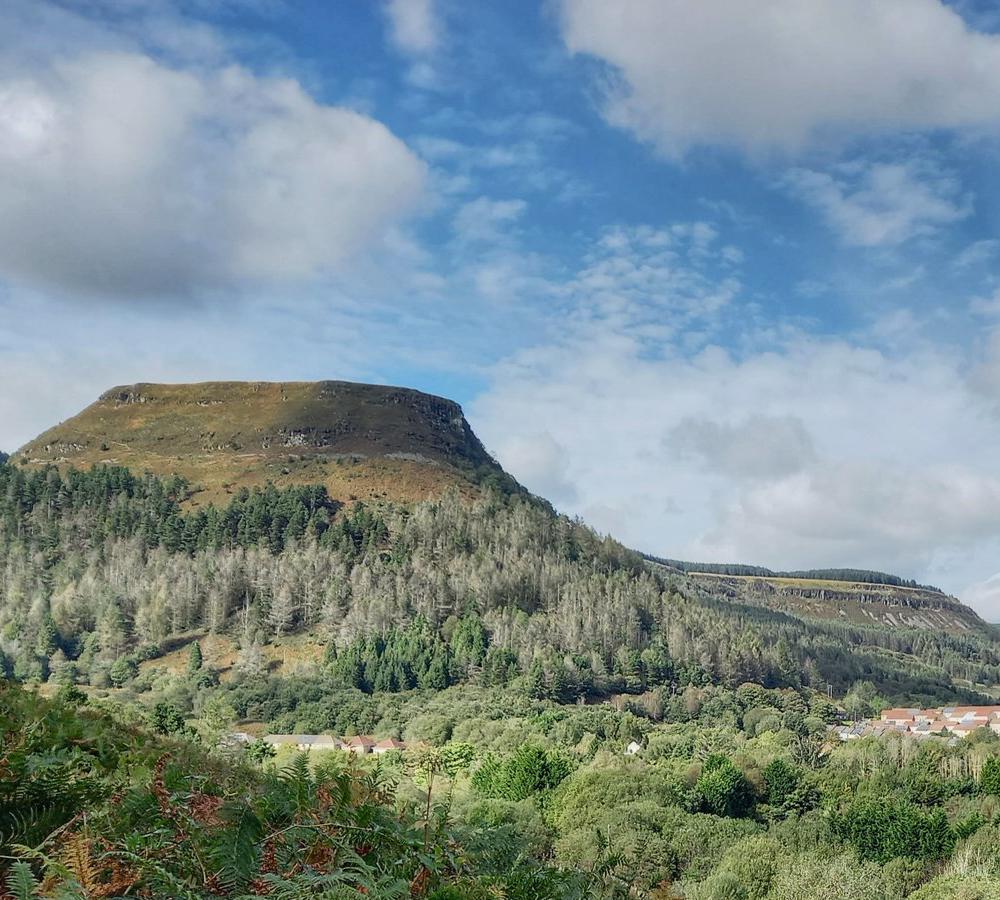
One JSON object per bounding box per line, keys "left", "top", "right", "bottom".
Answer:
{"left": 151, "top": 754, "right": 173, "bottom": 817}
{"left": 189, "top": 792, "right": 223, "bottom": 827}
{"left": 62, "top": 833, "right": 99, "bottom": 896}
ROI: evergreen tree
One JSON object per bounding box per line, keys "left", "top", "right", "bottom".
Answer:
{"left": 188, "top": 641, "right": 204, "bottom": 674}
{"left": 109, "top": 656, "right": 137, "bottom": 687}
{"left": 981, "top": 756, "right": 1000, "bottom": 796}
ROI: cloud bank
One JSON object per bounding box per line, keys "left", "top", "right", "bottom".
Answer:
{"left": 471, "top": 223, "right": 1000, "bottom": 615}
{"left": 559, "top": 0, "right": 1000, "bottom": 155}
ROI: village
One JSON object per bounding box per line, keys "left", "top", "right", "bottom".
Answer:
{"left": 834, "top": 705, "right": 1000, "bottom": 741}
{"left": 263, "top": 734, "right": 408, "bottom": 754}
{"left": 224, "top": 733, "right": 410, "bottom": 754}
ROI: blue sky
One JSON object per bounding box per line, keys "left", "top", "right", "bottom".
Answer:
{"left": 5, "top": 1, "right": 1000, "bottom": 615}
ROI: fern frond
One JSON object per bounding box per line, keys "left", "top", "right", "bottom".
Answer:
{"left": 61, "top": 833, "right": 99, "bottom": 894}
{"left": 106, "top": 849, "right": 200, "bottom": 900}
{"left": 4, "top": 861, "right": 39, "bottom": 900}
{"left": 209, "top": 803, "right": 264, "bottom": 892}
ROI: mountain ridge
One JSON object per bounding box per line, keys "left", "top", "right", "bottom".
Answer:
{"left": 10, "top": 378, "right": 986, "bottom": 636}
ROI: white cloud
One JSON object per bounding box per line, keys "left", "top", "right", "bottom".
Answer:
{"left": 494, "top": 432, "right": 578, "bottom": 504}
{"left": 383, "top": 0, "right": 440, "bottom": 54}
{"left": 964, "top": 574, "right": 1000, "bottom": 623}
{"left": 560, "top": 224, "right": 740, "bottom": 337}
{"left": 970, "top": 289, "right": 1000, "bottom": 318}
{"left": 558, "top": 0, "right": 1000, "bottom": 156}
{"left": 452, "top": 197, "right": 527, "bottom": 244}
{"left": 955, "top": 239, "right": 1000, "bottom": 269}
{"left": 0, "top": 51, "right": 427, "bottom": 299}
{"left": 781, "top": 159, "right": 970, "bottom": 247}
{"left": 471, "top": 224, "right": 1000, "bottom": 608}
{"left": 698, "top": 462, "right": 1000, "bottom": 576}
{"left": 667, "top": 415, "right": 816, "bottom": 480}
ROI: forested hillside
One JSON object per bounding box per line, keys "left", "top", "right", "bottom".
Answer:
{"left": 648, "top": 559, "right": 982, "bottom": 635}
{"left": 7, "top": 461, "right": 1000, "bottom": 897}
{"left": 1, "top": 460, "right": 998, "bottom": 704}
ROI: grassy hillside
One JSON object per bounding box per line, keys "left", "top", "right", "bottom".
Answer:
{"left": 686, "top": 571, "right": 983, "bottom": 636}
{"left": 14, "top": 381, "right": 507, "bottom": 506}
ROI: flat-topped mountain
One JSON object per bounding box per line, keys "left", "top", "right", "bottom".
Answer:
{"left": 14, "top": 380, "right": 506, "bottom": 505}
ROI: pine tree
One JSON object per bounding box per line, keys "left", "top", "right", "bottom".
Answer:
{"left": 109, "top": 656, "right": 137, "bottom": 687}
{"left": 526, "top": 660, "right": 546, "bottom": 699}
{"left": 188, "top": 641, "right": 204, "bottom": 674}
{"left": 981, "top": 756, "right": 1000, "bottom": 796}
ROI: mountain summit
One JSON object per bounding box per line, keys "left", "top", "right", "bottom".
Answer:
{"left": 14, "top": 380, "right": 505, "bottom": 505}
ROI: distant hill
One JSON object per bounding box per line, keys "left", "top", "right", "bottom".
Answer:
{"left": 651, "top": 558, "right": 942, "bottom": 592}
{"left": 14, "top": 381, "right": 513, "bottom": 505}
{"left": 646, "top": 557, "right": 984, "bottom": 636}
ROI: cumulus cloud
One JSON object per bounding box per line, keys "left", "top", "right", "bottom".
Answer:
{"left": 781, "top": 159, "right": 970, "bottom": 247}
{"left": 558, "top": 0, "right": 1000, "bottom": 156}
{"left": 0, "top": 51, "right": 426, "bottom": 299}
{"left": 696, "top": 462, "right": 1000, "bottom": 575}
{"left": 383, "top": 0, "right": 440, "bottom": 54}
{"left": 493, "top": 432, "right": 579, "bottom": 504}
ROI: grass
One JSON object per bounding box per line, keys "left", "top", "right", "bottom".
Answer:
{"left": 138, "top": 632, "right": 328, "bottom": 683}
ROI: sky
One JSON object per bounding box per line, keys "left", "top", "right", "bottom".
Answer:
{"left": 4, "top": 1, "right": 1000, "bottom": 616}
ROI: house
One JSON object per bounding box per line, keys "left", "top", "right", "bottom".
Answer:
{"left": 372, "top": 738, "right": 407, "bottom": 755}
{"left": 836, "top": 722, "right": 868, "bottom": 740}
{"left": 625, "top": 740, "right": 643, "bottom": 756}
{"left": 942, "top": 706, "right": 1000, "bottom": 722}
{"left": 880, "top": 708, "right": 919, "bottom": 725}
{"left": 263, "top": 734, "right": 343, "bottom": 751}
{"left": 343, "top": 735, "right": 378, "bottom": 755}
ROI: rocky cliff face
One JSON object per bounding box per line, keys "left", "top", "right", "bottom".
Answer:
{"left": 678, "top": 570, "right": 986, "bottom": 636}
{"left": 15, "top": 381, "right": 506, "bottom": 505}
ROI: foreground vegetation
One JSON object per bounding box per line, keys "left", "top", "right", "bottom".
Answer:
{"left": 0, "top": 681, "right": 589, "bottom": 898}
{"left": 10, "top": 675, "right": 1000, "bottom": 898}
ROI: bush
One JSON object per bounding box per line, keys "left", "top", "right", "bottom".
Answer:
{"left": 697, "top": 755, "right": 756, "bottom": 818}
{"left": 834, "top": 795, "right": 954, "bottom": 863}
{"left": 472, "top": 745, "right": 574, "bottom": 801}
